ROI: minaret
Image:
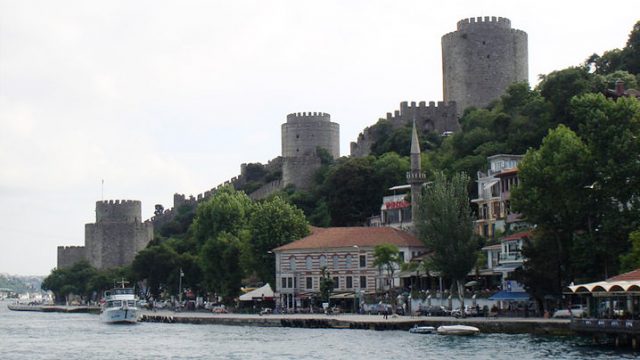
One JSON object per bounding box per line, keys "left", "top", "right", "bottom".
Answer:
{"left": 407, "top": 120, "right": 427, "bottom": 224}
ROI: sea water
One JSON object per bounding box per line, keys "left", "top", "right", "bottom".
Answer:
{"left": 0, "top": 301, "right": 634, "bottom": 360}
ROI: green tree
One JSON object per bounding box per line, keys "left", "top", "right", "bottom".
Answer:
{"left": 190, "top": 186, "right": 253, "bottom": 247}
{"left": 620, "top": 230, "right": 640, "bottom": 272}
{"left": 249, "top": 196, "right": 309, "bottom": 285}
{"left": 131, "top": 244, "right": 180, "bottom": 299}
{"left": 373, "top": 243, "right": 402, "bottom": 314}
{"left": 199, "top": 231, "right": 245, "bottom": 300}
{"left": 319, "top": 267, "right": 335, "bottom": 303}
{"left": 511, "top": 125, "right": 592, "bottom": 302}
{"left": 415, "top": 171, "right": 477, "bottom": 314}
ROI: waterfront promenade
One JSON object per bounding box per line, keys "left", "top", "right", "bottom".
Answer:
{"left": 140, "top": 310, "right": 571, "bottom": 335}
{"left": 5, "top": 303, "right": 570, "bottom": 334}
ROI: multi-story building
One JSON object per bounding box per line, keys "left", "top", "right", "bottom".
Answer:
{"left": 472, "top": 154, "right": 523, "bottom": 238}
{"left": 272, "top": 227, "right": 425, "bottom": 312}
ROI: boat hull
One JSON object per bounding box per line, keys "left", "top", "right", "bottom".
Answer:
{"left": 100, "top": 307, "right": 139, "bottom": 324}
{"left": 409, "top": 326, "right": 436, "bottom": 334}
{"left": 436, "top": 325, "right": 480, "bottom": 335}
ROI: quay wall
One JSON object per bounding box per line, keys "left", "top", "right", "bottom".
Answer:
{"left": 140, "top": 313, "right": 571, "bottom": 335}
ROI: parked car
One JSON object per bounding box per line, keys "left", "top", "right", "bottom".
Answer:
{"left": 365, "top": 303, "right": 391, "bottom": 315}
{"left": 552, "top": 304, "right": 586, "bottom": 318}
{"left": 451, "top": 305, "right": 479, "bottom": 318}
{"left": 419, "top": 305, "right": 451, "bottom": 316}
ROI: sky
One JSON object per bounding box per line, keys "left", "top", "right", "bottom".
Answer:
{"left": 0, "top": 0, "right": 637, "bottom": 276}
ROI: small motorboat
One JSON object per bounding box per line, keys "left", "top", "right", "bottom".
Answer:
{"left": 409, "top": 325, "right": 436, "bottom": 334}
{"left": 436, "top": 325, "right": 480, "bottom": 335}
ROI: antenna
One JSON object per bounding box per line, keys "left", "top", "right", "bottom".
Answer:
{"left": 101, "top": 179, "right": 104, "bottom": 201}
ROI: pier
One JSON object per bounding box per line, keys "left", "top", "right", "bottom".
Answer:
{"left": 140, "top": 311, "right": 571, "bottom": 335}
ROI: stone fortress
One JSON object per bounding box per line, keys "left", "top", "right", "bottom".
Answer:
{"left": 282, "top": 112, "right": 340, "bottom": 190}
{"left": 57, "top": 16, "right": 528, "bottom": 270}
{"left": 442, "top": 17, "right": 528, "bottom": 112}
{"left": 351, "top": 16, "right": 528, "bottom": 157}
{"left": 57, "top": 200, "right": 153, "bottom": 270}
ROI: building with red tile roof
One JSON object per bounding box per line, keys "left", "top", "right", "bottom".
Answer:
{"left": 273, "top": 227, "right": 426, "bottom": 312}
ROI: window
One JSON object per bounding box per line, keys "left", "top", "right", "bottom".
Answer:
{"left": 332, "top": 255, "right": 339, "bottom": 269}
{"left": 333, "top": 277, "right": 339, "bottom": 289}
{"left": 306, "top": 277, "right": 313, "bottom": 289}
{"left": 281, "top": 277, "right": 287, "bottom": 289}
{"left": 360, "top": 276, "right": 367, "bottom": 288}
{"left": 287, "top": 277, "right": 293, "bottom": 288}
{"left": 345, "top": 255, "right": 352, "bottom": 269}
{"left": 305, "top": 256, "right": 312, "bottom": 270}
{"left": 289, "top": 256, "right": 296, "bottom": 271}
{"left": 359, "top": 255, "right": 366, "bottom": 268}
{"left": 399, "top": 251, "right": 404, "bottom": 262}
{"left": 319, "top": 255, "right": 327, "bottom": 268}
{"left": 346, "top": 276, "right": 353, "bottom": 289}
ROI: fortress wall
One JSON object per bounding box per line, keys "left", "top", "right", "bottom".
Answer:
{"left": 350, "top": 101, "right": 458, "bottom": 157}
{"left": 442, "top": 16, "right": 528, "bottom": 112}
{"left": 249, "top": 179, "right": 284, "bottom": 201}
{"left": 84, "top": 221, "right": 153, "bottom": 270}
{"left": 56, "top": 246, "right": 86, "bottom": 269}
{"left": 282, "top": 156, "right": 322, "bottom": 191}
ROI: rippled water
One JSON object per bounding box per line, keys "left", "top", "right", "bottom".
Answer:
{"left": 0, "top": 301, "right": 635, "bottom": 359}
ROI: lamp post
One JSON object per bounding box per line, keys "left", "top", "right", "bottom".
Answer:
{"left": 178, "top": 268, "right": 184, "bottom": 304}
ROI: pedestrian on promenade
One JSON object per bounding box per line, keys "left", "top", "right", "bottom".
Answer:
{"left": 383, "top": 306, "right": 388, "bottom": 319}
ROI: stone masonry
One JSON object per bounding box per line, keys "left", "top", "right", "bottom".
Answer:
{"left": 442, "top": 16, "right": 528, "bottom": 112}
{"left": 57, "top": 200, "right": 153, "bottom": 270}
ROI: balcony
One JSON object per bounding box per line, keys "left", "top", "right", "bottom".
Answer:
{"left": 499, "top": 252, "right": 523, "bottom": 263}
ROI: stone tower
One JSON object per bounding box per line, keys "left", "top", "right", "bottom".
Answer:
{"left": 442, "top": 16, "right": 528, "bottom": 112}
{"left": 281, "top": 112, "right": 340, "bottom": 190}
{"left": 85, "top": 200, "right": 153, "bottom": 270}
{"left": 407, "top": 121, "right": 427, "bottom": 223}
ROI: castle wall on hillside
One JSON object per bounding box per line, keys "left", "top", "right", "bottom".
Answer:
{"left": 350, "top": 101, "right": 458, "bottom": 157}
{"left": 442, "top": 16, "right": 528, "bottom": 112}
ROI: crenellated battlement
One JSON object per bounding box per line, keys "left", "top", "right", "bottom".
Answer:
{"left": 96, "top": 199, "right": 142, "bottom": 223}
{"left": 350, "top": 100, "right": 459, "bottom": 157}
{"left": 457, "top": 16, "right": 511, "bottom": 30}
{"left": 286, "top": 112, "right": 331, "bottom": 123}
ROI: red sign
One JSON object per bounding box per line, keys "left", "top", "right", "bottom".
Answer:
{"left": 385, "top": 200, "right": 409, "bottom": 209}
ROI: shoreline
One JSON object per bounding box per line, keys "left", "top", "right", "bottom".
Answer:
{"left": 139, "top": 310, "right": 571, "bottom": 335}
{"left": 6, "top": 304, "right": 571, "bottom": 335}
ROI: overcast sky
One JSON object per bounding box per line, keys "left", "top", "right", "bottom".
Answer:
{"left": 1, "top": 0, "right": 637, "bottom": 276}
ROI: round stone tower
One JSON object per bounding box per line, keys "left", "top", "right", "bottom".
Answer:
{"left": 281, "top": 112, "right": 340, "bottom": 190}
{"left": 95, "top": 199, "right": 142, "bottom": 223}
{"left": 442, "top": 16, "right": 528, "bottom": 113}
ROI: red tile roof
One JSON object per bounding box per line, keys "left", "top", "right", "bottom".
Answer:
{"left": 501, "top": 231, "right": 531, "bottom": 241}
{"left": 607, "top": 268, "right": 640, "bottom": 282}
{"left": 494, "top": 168, "right": 519, "bottom": 177}
{"left": 273, "top": 227, "right": 424, "bottom": 251}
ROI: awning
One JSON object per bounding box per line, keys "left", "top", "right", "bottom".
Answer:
{"left": 488, "top": 290, "right": 530, "bottom": 301}
{"left": 484, "top": 179, "right": 500, "bottom": 190}
{"left": 330, "top": 292, "right": 355, "bottom": 299}
{"left": 494, "top": 263, "right": 522, "bottom": 272}
{"left": 239, "top": 283, "right": 274, "bottom": 301}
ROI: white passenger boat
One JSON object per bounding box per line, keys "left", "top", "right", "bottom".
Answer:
{"left": 100, "top": 283, "right": 139, "bottom": 324}
{"left": 409, "top": 325, "right": 436, "bottom": 334}
{"left": 436, "top": 325, "right": 480, "bottom": 335}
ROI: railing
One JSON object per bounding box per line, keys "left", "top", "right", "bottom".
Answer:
{"left": 499, "top": 253, "right": 522, "bottom": 262}
{"left": 571, "top": 318, "right": 640, "bottom": 334}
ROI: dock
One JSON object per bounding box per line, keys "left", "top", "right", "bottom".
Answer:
{"left": 140, "top": 311, "right": 571, "bottom": 335}
{"left": 7, "top": 303, "right": 100, "bottom": 314}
